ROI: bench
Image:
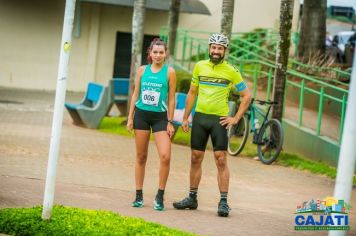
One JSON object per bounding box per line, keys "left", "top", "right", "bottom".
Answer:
{"left": 109, "top": 78, "right": 129, "bottom": 115}
{"left": 172, "top": 92, "right": 196, "bottom": 126}
{"left": 65, "top": 82, "right": 111, "bottom": 128}
{"left": 171, "top": 93, "right": 196, "bottom": 138}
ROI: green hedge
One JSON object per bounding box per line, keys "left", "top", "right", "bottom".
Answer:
{"left": 0, "top": 205, "right": 194, "bottom": 236}
{"left": 175, "top": 70, "right": 192, "bottom": 93}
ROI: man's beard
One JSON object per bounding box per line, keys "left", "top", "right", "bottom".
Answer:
{"left": 209, "top": 53, "right": 224, "bottom": 64}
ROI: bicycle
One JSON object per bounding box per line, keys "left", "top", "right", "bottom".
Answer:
{"left": 227, "top": 98, "right": 284, "bottom": 164}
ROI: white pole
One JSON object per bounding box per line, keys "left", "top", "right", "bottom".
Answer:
{"left": 329, "top": 52, "right": 356, "bottom": 235}
{"left": 42, "top": 0, "right": 76, "bottom": 220}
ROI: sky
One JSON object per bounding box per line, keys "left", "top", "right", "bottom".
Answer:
{"left": 300, "top": 0, "right": 356, "bottom": 9}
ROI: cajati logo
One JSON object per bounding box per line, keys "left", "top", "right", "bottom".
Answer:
{"left": 294, "top": 197, "right": 351, "bottom": 231}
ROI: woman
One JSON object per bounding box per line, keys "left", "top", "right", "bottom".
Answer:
{"left": 127, "top": 38, "right": 176, "bottom": 211}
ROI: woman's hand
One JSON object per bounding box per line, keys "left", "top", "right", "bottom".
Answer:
{"left": 127, "top": 117, "right": 134, "bottom": 133}
{"left": 167, "top": 122, "right": 175, "bottom": 138}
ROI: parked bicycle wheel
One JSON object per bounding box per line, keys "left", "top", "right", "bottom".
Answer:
{"left": 227, "top": 115, "right": 249, "bottom": 156}
{"left": 257, "top": 119, "right": 283, "bottom": 164}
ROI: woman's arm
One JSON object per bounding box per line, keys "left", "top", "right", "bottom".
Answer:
{"left": 166, "top": 66, "right": 177, "bottom": 138}
{"left": 167, "top": 67, "right": 177, "bottom": 122}
{"left": 127, "top": 66, "right": 145, "bottom": 130}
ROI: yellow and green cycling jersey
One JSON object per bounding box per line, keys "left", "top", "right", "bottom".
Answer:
{"left": 191, "top": 59, "right": 247, "bottom": 116}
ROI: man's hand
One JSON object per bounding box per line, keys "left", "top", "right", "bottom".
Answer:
{"left": 182, "top": 119, "right": 190, "bottom": 133}
{"left": 219, "top": 116, "right": 239, "bottom": 129}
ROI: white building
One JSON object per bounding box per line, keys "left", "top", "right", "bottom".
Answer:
{"left": 0, "top": 0, "right": 300, "bottom": 91}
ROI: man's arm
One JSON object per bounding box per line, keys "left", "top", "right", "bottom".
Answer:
{"left": 182, "top": 85, "right": 198, "bottom": 132}
{"left": 219, "top": 87, "right": 252, "bottom": 128}
{"left": 233, "top": 88, "right": 252, "bottom": 123}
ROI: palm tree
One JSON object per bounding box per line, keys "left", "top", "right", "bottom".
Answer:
{"left": 272, "top": 0, "right": 294, "bottom": 121}
{"left": 127, "top": 0, "right": 146, "bottom": 115}
{"left": 167, "top": 0, "right": 181, "bottom": 65}
{"left": 297, "top": 0, "right": 326, "bottom": 58}
{"left": 220, "top": 0, "right": 235, "bottom": 41}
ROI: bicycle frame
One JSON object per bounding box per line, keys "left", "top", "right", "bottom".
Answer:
{"left": 228, "top": 98, "right": 282, "bottom": 163}
{"left": 248, "top": 101, "right": 274, "bottom": 143}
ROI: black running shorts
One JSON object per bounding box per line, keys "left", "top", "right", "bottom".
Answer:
{"left": 191, "top": 112, "right": 228, "bottom": 151}
{"left": 133, "top": 107, "right": 168, "bottom": 133}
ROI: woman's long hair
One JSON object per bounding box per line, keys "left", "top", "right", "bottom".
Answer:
{"left": 146, "top": 38, "right": 168, "bottom": 64}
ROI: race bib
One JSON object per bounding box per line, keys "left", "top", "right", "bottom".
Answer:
{"left": 142, "top": 90, "right": 160, "bottom": 106}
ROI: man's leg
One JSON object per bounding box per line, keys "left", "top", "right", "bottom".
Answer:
{"left": 173, "top": 113, "right": 209, "bottom": 210}
{"left": 172, "top": 149, "right": 204, "bottom": 210}
{"left": 211, "top": 115, "right": 231, "bottom": 217}
{"left": 190, "top": 149, "right": 205, "bottom": 190}
{"left": 214, "top": 151, "right": 231, "bottom": 217}
{"left": 213, "top": 151, "right": 229, "bottom": 193}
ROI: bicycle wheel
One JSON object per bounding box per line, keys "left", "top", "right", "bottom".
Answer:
{"left": 227, "top": 115, "right": 249, "bottom": 156}
{"left": 257, "top": 119, "right": 284, "bottom": 164}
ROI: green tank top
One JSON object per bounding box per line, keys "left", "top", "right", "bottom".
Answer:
{"left": 136, "top": 64, "right": 169, "bottom": 112}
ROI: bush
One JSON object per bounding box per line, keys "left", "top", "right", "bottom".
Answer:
{"left": 189, "top": 52, "right": 207, "bottom": 61}
{"left": 176, "top": 70, "right": 192, "bottom": 93}
{"left": 0, "top": 205, "right": 194, "bottom": 236}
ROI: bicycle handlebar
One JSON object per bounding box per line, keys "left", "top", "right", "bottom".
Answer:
{"left": 251, "top": 98, "right": 278, "bottom": 105}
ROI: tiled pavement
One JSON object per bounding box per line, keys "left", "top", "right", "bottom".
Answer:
{"left": 0, "top": 87, "right": 355, "bottom": 236}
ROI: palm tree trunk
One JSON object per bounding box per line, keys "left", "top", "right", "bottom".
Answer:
{"left": 272, "top": 0, "right": 294, "bottom": 121}
{"left": 298, "top": 0, "right": 326, "bottom": 58}
{"left": 167, "top": 0, "right": 180, "bottom": 65}
{"left": 127, "top": 0, "right": 146, "bottom": 115}
{"left": 220, "top": 0, "right": 235, "bottom": 41}
{"left": 221, "top": 0, "right": 235, "bottom": 58}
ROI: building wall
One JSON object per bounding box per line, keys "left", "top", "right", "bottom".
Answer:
{"left": 0, "top": 0, "right": 300, "bottom": 92}
{"left": 94, "top": 4, "right": 168, "bottom": 86}
{"left": 0, "top": 0, "right": 64, "bottom": 90}
{"left": 0, "top": 0, "right": 170, "bottom": 91}
{"left": 282, "top": 120, "right": 356, "bottom": 173}
{"left": 179, "top": 0, "right": 300, "bottom": 33}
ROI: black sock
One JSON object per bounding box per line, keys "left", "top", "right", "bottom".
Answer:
{"left": 136, "top": 190, "right": 143, "bottom": 201}
{"left": 189, "top": 187, "right": 198, "bottom": 200}
{"left": 156, "top": 189, "right": 164, "bottom": 201}
{"left": 220, "top": 192, "right": 228, "bottom": 202}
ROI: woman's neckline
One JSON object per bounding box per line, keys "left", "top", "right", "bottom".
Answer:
{"left": 150, "top": 63, "right": 165, "bottom": 74}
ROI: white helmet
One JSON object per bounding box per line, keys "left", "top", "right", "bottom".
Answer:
{"left": 208, "top": 33, "right": 229, "bottom": 48}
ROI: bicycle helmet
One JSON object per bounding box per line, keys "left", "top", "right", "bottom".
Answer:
{"left": 208, "top": 33, "right": 229, "bottom": 48}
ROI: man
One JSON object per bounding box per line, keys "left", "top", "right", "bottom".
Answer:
{"left": 173, "top": 33, "right": 252, "bottom": 217}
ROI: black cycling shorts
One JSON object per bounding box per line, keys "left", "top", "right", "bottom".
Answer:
{"left": 191, "top": 112, "right": 228, "bottom": 152}
{"left": 133, "top": 107, "right": 168, "bottom": 133}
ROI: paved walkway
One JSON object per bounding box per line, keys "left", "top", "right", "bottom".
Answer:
{"left": 0, "top": 87, "right": 355, "bottom": 236}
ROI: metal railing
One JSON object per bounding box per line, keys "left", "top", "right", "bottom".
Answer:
{"left": 160, "top": 27, "right": 350, "bottom": 144}
{"left": 231, "top": 57, "right": 348, "bottom": 144}
{"left": 161, "top": 27, "right": 351, "bottom": 86}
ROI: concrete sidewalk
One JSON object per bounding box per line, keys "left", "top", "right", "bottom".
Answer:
{"left": 0, "top": 87, "right": 355, "bottom": 236}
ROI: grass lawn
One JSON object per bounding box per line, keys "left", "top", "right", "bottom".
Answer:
{"left": 0, "top": 116, "right": 196, "bottom": 235}
{"left": 0, "top": 206, "right": 194, "bottom": 236}
{"left": 99, "top": 116, "right": 356, "bottom": 186}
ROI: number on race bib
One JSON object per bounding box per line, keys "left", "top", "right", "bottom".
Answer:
{"left": 142, "top": 90, "right": 160, "bottom": 106}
